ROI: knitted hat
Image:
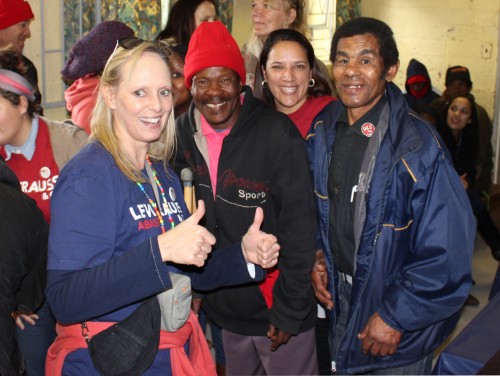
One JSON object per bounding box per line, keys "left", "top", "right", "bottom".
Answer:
{"left": 445, "top": 66, "right": 472, "bottom": 86}
{"left": 407, "top": 75, "right": 428, "bottom": 85}
{"left": 184, "top": 21, "right": 246, "bottom": 90}
{"left": 61, "top": 20, "right": 134, "bottom": 81}
{"left": 0, "top": 0, "right": 34, "bottom": 30}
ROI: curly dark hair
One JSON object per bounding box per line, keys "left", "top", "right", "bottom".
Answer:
{"left": 0, "top": 50, "right": 41, "bottom": 118}
{"left": 330, "top": 17, "right": 399, "bottom": 76}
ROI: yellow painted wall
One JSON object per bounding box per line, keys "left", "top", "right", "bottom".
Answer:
{"left": 232, "top": 0, "right": 253, "bottom": 48}
{"left": 360, "top": 0, "right": 499, "bottom": 121}
{"left": 360, "top": 0, "right": 500, "bottom": 181}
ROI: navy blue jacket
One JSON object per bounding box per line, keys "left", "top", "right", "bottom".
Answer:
{"left": 307, "top": 83, "right": 475, "bottom": 373}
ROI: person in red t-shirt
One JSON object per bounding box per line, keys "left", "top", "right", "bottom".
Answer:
{"left": 0, "top": 49, "right": 87, "bottom": 375}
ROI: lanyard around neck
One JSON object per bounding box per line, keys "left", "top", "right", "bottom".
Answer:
{"left": 136, "top": 156, "right": 175, "bottom": 232}
{"left": 145, "top": 159, "right": 161, "bottom": 206}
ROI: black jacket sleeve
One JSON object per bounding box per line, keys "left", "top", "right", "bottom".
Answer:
{"left": 0, "top": 183, "right": 48, "bottom": 374}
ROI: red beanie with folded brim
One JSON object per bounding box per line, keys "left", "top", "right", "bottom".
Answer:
{"left": 0, "top": 0, "right": 34, "bottom": 30}
{"left": 184, "top": 20, "right": 246, "bottom": 90}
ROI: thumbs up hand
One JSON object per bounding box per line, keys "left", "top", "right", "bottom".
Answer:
{"left": 158, "top": 200, "right": 216, "bottom": 267}
{"left": 241, "top": 207, "right": 280, "bottom": 269}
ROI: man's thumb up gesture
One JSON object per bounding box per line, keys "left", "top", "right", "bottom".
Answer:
{"left": 241, "top": 207, "right": 280, "bottom": 269}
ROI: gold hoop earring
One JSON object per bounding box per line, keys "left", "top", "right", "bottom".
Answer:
{"left": 262, "top": 80, "right": 267, "bottom": 87}
{"left": 308, "top": 78, "right": 315, "bottom": 88}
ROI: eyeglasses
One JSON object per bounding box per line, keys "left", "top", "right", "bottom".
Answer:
{"left": 118, "top": 37, "right": 171, "bottom": 50}
{"left": 108, "top": 37, "right": 171, "bottom": 62}
{"left": 118, "top": 37, "right": 146, "bottom": 50}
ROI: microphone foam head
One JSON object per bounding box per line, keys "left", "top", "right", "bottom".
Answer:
{"left": 180, "top": 167, "right": 193, "bottom": 182}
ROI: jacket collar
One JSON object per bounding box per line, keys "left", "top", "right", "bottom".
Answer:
{"left": 381, "top": 82, "right": 425, "bottom": 161}
{"left": 314, "top": 82, "right": 426, "bottom": 160}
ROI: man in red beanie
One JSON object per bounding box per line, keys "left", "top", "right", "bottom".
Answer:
{"left": 0, "top": 0, "right": 34, "bottom": 53}
{"left": 0, "top": 0, "right": 42, "bottom": 112}
{"left": 175, "top": 20, "right": 319, "bottom": 375}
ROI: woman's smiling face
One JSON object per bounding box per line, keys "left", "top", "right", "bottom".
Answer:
{"left": 104, "top": 52, "right": 173, "bottom": 150}
{"left": 263, "top": 40, "right": 311, "bottom": 114}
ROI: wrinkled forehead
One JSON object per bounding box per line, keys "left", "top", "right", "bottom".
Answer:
{"left": 255, "top": 0, "right": 288, "bottom": 10}
{"left": 339, "top": 32, "right": 380, "bottom": 47}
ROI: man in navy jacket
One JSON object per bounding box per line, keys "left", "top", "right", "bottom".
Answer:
{"left": 308, "top": 17, "right": 475, "bottom": 374}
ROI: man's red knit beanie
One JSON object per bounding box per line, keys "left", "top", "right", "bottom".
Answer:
{"left": 0, "top": 0, "right": 34, "bottom": 30}
{"left": 184, "top": 20, "right": 246, "bottom": 90}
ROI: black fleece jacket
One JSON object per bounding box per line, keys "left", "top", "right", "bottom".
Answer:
{"left": 0, "top": 158, "right": 48, "bottom": 375}
{"left": 174, "top": 87, "right": 317, "bottom": 336}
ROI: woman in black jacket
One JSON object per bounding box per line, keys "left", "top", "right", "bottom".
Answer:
{"left": 437, "top": 95, "right": 500, "bottom": 266}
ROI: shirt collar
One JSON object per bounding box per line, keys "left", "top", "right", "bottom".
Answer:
{"left": 338, "top": 93, "right": 387, "bottom": 129}
{"left": 200, "top": 114, "right": 231, "bottom": 136}
{"left": 353, "top": 94, "right": 387, "bottom": 129}
{"left": 4, "top": 116, "right": 39, "bottom": 161}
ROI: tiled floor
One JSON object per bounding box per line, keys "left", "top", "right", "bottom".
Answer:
{"left": 433, "top": 233, "right": 500, "bottom": 364}
{"left": 454, "top": 186, "right": 500, "bottom": 334}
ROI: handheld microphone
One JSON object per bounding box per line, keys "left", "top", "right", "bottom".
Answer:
{"left": 181, "top": 168, "right": 195, "bottom": 214}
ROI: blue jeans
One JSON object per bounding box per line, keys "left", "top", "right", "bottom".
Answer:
{"left": 16, "top": 300, "right": 56, "bottom": 376}
{"left": 332, "top": 278, "right": 433, "bottom": 375}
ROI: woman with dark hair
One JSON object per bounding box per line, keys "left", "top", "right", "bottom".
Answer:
{"left": 259, "top": 28, "right": 335, "bottom": 375}
{"left": 437, "top": 96, "right": 500, "bottom": 277}
{"left": 259, "top": 28, "right": 335, "bottom": 138}
{"left": 160, "top": 38, "right": 191, "bottom": 118}
{"left": 437, "top": 95, "right": 479, "bottom": 189}
{"left": 243, "top": 0, "right": 334, "bottom": 97}
{"left": 156, "top": 0, "right": 217, "bottom": 45}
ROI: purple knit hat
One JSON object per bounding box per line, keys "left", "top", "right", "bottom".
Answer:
{"left": 61, "top": 20, "right": 134, "bottom": 80}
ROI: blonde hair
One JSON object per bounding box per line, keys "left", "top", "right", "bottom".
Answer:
{"left": 90, "top": 41, "right": 176, "bottom": 183}
{"left": 246, "top": 0, "right": 309, "bottom": 59}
